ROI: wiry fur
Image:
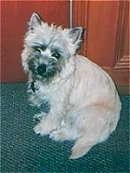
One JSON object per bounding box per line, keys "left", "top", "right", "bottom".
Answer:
{"left": 21, "top": 12, "right": 121, "bottom": 159}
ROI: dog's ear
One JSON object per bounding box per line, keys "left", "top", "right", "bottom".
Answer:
{"left": 68, "top": 27, "right": 84, "bottom": 43}
{"left": 28, "top": 12, "right": 42, "bottom": 30}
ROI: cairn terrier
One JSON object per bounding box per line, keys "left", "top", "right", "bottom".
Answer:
{"left": 21, "top": 12, "right": 121, "bottom": 159}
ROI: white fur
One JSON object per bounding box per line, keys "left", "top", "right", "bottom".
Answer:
{"left": 29, "top": 54, "right": 121, "bottom": 159}
{"left": 21, "top": 13, "right": 121, "bottom": 159}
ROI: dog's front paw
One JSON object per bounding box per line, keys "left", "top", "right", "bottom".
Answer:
{"left": 49, "top": 129, "right": 68, "bottom": 141}
{"left": 33, "top": 123, "right": 50, "bottom": 136}
{"left": 33, "top": 123, "right": 45, "bottom": 135}
{"left": 33, "top": 117, "right": 57, "bottom": 136}
{"left": 33, "top": 113, "right": 46, "bottom": 122}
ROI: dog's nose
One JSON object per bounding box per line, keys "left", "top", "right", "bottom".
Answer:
{"left": 37, "top": 64, "right": 46, "bottom": 75}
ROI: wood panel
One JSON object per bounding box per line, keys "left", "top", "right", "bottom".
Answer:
{"left": 72, "top": 1, "right": 89, "bottom": 55}
{"left": 104, "top": 1, "right": 129, "bottom": 89}
{"left": 105, "top": 4, "right": 129, "bottom": 74}
{"left": 73, "top": 0, "right": 120, "bottom": 66}
{"left": 73, "top": 0, "right": 129, "bottom": 89}
{"left": 1, "top": 1, "right": 69, "bottom": 82}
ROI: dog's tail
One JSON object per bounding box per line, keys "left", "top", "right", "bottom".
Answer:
{"left": 69, "top": 137, "right": 95, "bottom": 159}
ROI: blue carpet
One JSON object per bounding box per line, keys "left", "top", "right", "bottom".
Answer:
{"left": 1, "top": 83, "right": 129, "bottom": 173}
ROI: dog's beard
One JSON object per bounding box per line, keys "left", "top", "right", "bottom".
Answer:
{"left": 28, "top": 53, "right": 62, "bottom": 81}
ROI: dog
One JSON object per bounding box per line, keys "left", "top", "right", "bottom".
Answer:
{"left": 21, "top": 12, "right": 121, "bottom": 159}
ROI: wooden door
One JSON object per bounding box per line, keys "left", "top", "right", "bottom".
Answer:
{"left": 73, "top": 1, "right": 129, "bottom": 93}
{"left": 1, "top": 1, "right": 69, "bottom": 82}
{"left": 1, "top": 0, "right": 129, "bottom": 94}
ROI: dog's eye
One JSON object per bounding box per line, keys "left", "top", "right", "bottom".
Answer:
{"left": 33, "top": 47, "right": 42, "bottom": 52}
{"left": 52, "top": 52, "right": 61, "bottom": 59}
{"left": 34, "top": 47, "right": 42, "bottom": 53}
{"left": 34, "top": 45, "right": 46, "bottom": 52}
{"left": 41, "top": 45, "right": 46, "bottom": 51}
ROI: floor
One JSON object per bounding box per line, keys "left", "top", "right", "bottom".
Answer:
{"left": 1, "top": 83, "right": 129, "bottom": 173}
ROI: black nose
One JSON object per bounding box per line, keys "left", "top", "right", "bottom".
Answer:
{"left": 37, "top": 64, "right": 46, "bottom": 75}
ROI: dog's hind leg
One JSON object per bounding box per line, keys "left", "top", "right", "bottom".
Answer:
{"left": 69, "top": 105, "right": 119, "bottom": 159}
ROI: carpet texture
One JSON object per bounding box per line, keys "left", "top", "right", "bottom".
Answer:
{"left": 1, "top": 83, "right": 129, "bottom": 173}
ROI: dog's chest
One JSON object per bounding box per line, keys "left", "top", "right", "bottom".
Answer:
{"left": 37, "top": 79, "right": 72, "bottom": 110}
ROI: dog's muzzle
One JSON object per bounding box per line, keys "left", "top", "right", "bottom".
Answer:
{"left": 37, "top": 63, "right": 57, "bottom": 78}
{"left": 37, "top": 64, "right": 46, "bottom": 76}
{"left": 28, "top": 57, "right": 59, "bottom": 79}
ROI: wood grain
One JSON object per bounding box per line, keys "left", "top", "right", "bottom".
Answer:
{"left": 73, "top": 0, "right": 129, "bottom": 88}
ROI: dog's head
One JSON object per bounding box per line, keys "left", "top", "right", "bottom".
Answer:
{"left": 22, "top": 12, "right": 84, "bottom": 81}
